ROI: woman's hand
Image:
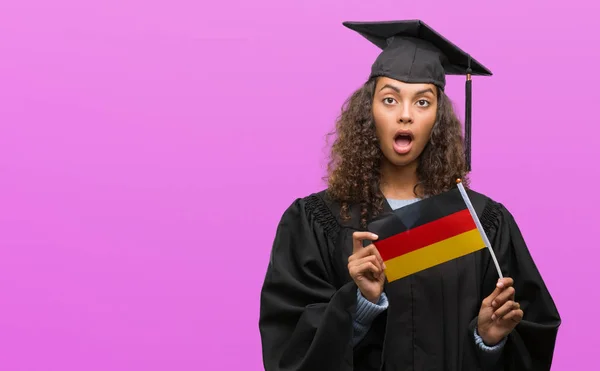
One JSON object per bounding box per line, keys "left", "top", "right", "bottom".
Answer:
{"left": 477, "top": 277, "right": 524, "bottom": 345}
{"left": 348, "top": 231, "right": 386, "bottom": 303}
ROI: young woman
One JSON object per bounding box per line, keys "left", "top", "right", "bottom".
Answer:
{"left": 258, "top": 20, "right": 560, "bottom": 371}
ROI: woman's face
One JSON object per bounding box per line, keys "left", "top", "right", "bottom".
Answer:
{"left": 372, "top": 77, "right": 438, "bottom": 168}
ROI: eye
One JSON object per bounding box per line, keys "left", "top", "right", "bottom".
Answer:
{"left": 383, "top": 97, "right": 397, "bottom": 105}
{"left": 416, "top": 99, "right": 430, "bottom": 107}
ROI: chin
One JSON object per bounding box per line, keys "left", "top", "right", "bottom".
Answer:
{"left": 392, "top": 158, "right": 417, "bottom": 168}
{"left": 384, "top": 152, "right": 419, "bottom": 168}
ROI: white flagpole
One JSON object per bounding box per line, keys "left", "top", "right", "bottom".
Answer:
{"left": 456, "top": 179, "right": 503, "bottom": 279}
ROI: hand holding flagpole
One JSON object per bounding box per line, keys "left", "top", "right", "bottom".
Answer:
{"left": 455, "top": 180, "right": 523, "bottom": 345}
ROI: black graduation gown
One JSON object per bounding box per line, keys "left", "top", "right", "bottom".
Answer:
{"left": 258, "top": 189, "right": 561, "bottom": 371}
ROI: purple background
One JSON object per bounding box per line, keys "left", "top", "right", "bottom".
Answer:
{"left": 0, "top": 1, "right": 597, "bottom": 370}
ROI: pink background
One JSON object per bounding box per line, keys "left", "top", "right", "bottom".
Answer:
{"left": 0, "top": 1, "right": 598, "bottom": 370}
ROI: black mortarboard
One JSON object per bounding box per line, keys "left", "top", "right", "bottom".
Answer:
{"left": 343, "top": 19, "right": 492, "bottom": 171}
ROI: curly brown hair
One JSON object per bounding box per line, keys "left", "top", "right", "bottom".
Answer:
{"left": 324, "top": 77, "right": 470, "bottom": 227}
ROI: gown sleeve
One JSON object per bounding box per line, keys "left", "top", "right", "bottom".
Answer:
{"left": 258, "top": 197, "right": 357, "bottom": 371}
{"left": 473, "top": 200, "right": 562, "bottom": 371}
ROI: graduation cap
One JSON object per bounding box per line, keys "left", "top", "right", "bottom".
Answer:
{"left": 343, "top": 20, "right": 492, "bottom": 171}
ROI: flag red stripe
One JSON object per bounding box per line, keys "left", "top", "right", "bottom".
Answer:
{"left": 376, "top": 209, "right": 477, "bottom": 261}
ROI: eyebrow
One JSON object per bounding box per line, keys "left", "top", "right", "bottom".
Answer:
{"left": 415, "top": 88, "right": 435, "bottom": 96}
{"left": 379, "top": 85, "right": 435, "bottom": 96}
{"left": 379, "top": 84, "right": 400, "bottom": 93}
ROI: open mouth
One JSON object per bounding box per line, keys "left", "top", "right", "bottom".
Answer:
{"left": 393, "top": 131, "right": 414, "bottom": 154}
{"left": 394, "top": 133, "right": 413, "bottom": 147}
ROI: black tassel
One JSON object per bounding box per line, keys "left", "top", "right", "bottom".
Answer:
{"left": 465, "top": 56, "right": 472, "bottom": 172}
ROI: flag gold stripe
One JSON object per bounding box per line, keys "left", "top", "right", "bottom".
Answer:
{"left": 384, "top": 229, "right": 486, "bottom": 282}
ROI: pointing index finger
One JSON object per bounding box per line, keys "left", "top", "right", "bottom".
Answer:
{"left": 352, "top": 231, "right": 379, "bottom": 254}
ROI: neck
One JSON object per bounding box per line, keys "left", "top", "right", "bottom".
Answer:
{"left": 380, "top": 160, "right": 420, "bottom": 200}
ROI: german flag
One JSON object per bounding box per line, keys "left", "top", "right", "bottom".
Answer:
{"left": 368, "top": 187, "right": 487, "bottom": 283}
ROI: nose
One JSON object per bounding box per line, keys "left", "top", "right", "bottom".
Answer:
{"left": 397, "top": 108, "right": 413, "bottom": 124}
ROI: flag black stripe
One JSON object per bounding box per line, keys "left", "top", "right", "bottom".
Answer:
{"left": 367, "top": 188, "right": 468, "bottom": 242}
